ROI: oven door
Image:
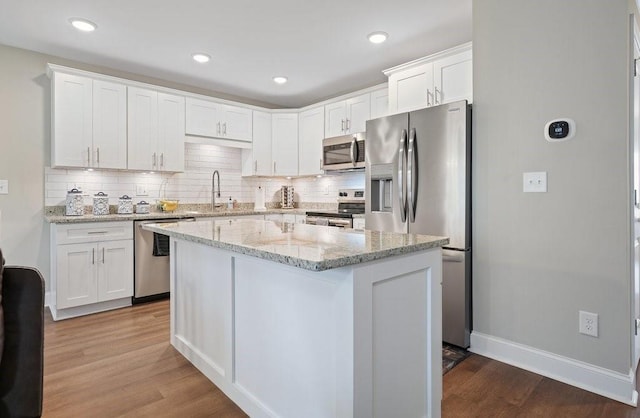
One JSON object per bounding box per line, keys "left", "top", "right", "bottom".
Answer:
{"left": 306, "top": 216, "right": 352, "bottom": 228}
{"left": 322, "top": 133, "right": 365, "bottom": 171}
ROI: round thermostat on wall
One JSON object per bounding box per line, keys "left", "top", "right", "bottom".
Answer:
{"left": 545, "top": 118, "right": 575, "bottom": 142}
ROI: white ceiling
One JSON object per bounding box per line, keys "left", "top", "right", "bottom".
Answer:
{"left": 0, "top": 0, "right": 472, "bottom": 108}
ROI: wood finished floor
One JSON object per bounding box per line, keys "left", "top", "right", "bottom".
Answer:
{"left": 44, "top": 300, "right": 640, "bottom": 417}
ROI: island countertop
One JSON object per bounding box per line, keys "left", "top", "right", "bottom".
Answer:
{"left": 143, "top": 218, "right": 449, "bottom": 271}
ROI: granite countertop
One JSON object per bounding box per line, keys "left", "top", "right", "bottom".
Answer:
{"left": 143, "top": 219, "right": 448, "bottom": 271}
{"left": 45, "top": 208, "right": 308, "bottom": 224}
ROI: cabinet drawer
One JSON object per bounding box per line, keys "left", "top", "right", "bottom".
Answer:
{"left": 55, "top": 221, "right": 133, "bottom": 245}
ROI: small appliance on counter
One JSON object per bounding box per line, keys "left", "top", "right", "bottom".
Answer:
{"left": 136, "top": 201, "right": 150, "bottom": 214}
{"left": 65, "top": 188, "right": 84, "bottom": 216}
{"left": 92, "top": 192, "right": 109, "bottom": 216}
{"left": 117, "top": 195, "right": 133, "bottom": 214}
{"left": 281, "top": 186, "right": 294, "bottom": 209}
{"left": 254, "top": 186, "right": 266, "bottom": 211}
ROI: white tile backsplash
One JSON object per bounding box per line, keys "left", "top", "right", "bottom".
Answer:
{"left": 45, "top": 143, "right": 365, "bottom": 206}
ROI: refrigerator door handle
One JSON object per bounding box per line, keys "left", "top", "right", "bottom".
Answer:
{"left": 398, "top": 129, "right": 408, "bottom": 222}
{"left": 407, "top": 127, "right": 418, "bottom": 223}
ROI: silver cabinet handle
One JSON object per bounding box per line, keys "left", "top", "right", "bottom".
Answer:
{"left": 407, "top": 128, "right": 417, "bottom": 223}
{"left": 426, "top": 89, "right": 432, "bottom": 107}
{"left": 346, "top": 118, "right": 351, "bottom": 131}
{"left": 92, "top": 248, "right": 95, "bottom": 265}
{"left": 102, "top": 247, "right": 105, "bottom": 264}
{"left": 96, "top": 147, "right": 100, "bottom": 164}
{"left": 87, "top": 231, "right": 107, "bottom": 235}
{"left": 160, "top": 153, "right": 164, "bottom": 168}
{"left": 223, "top": 123, "right": 227, "bottom": 135}
{"left": 152, "top": 152, "right": 157, "bottom": 168}
{"left": 217, "top": 122, "right": 221, "bottom": 135}
{"left": 341, "top": 119, "right": 345, "bottom": 132}
{"left": 398, "top": 129, "right": 408, "bottom": 222}
{"left": 434, "top": 86, "right": 440, "bottom": 104}
{"left": 254, "top": 160, "right": 258, "bottom": 173}
{"left": 320, "top": 158, "right": 323, "bottom": 170}
{"left": 87, "top": 147, "right": 91, "bottom": 166}
{"left": 273, "top": 161, "right": 276, "bottom": 174}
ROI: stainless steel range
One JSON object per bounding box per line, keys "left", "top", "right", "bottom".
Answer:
{"left": 306, "top": 189, "right": 364, "bottom": 228}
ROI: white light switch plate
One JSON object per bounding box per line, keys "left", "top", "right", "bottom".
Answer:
{"left": 0, "top": 179, "right": 8, "bottom": 195}
{"left": 523, "top": 172, "right": 547, "bottom": 193}
{"left": 136, "top": 184, "right": 148, "bottom": 196}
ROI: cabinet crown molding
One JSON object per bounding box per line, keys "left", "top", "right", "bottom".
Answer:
{"left": 383, "top": 42, "right": 472, "bottom": 76}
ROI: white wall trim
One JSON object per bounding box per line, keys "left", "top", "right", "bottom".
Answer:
{"left": 470, "top": 331, "right": 638, "bottom": 406}
{"left": 45, "top": 291, "right": 51, "bottom": 308}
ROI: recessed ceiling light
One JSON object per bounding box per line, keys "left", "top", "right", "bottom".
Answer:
{"left": 273, "top": 76, "right": 288, "bottom": 85}
{"left": 192, "top": 53, "right": 211, "bottom": 63}
{"left": 69, "top": 18, "right": 97, "bottom": 32}
{"left": 367, "top": 31, "right": 388, "bottom": 44}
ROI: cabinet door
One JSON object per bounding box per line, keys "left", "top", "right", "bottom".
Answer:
{"left": 346, "top": 93, "right": 370, "bottom": 133}
{"left": 185, "top": 97, "right": 221, "bottom": 137}
{"left": 222, "top": 104, "right": 253, "bottom": 142}
{"left": 97, "top": 240, "right": 133, "bottom": 302}
{"left": 56, "top": 243, "right": 98, "bottom": 309}
{"left": 433, "top": 49, "right": 473, "bottom": 105}
{"left": 272, "top": 113, "right": 298, "bottom": 176}
{"left": 52, "top": 72, "right": 93, "bottom": 168}
{"left": 389, "top": 62, "right": 433, "bottom": 113}
{"left": 158, "top": 92, "right": 185, "bottom": 172}
{"left": 324, "top": 101, "right": 347, "bottom": 138}
{"left": 298, "top": 106, "right": 324, "bottom": 176}
{"left": 127, "top": 87, "right": 158, "bottom": 171}
{"left": 370, "top": 88, "right": 389, "bottom": 120}
{"left": 93, "top": 80, "right": 127, "bottom": 169}
{"left": 252, "top": 110, "right": 272, "bottom": 176}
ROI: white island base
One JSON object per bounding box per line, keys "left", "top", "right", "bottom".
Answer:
{"left": 169, "top": 238, "right": 443, "bottom": 418}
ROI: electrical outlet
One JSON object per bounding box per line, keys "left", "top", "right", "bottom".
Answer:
{"left": 579, "top": 311, "right": 598, "bottom": 337}
{"left": 0, "top": 179, "right": 8, "bottom": 195}
{"left": 136, "top": 184, "right": 148, "bottom": 196}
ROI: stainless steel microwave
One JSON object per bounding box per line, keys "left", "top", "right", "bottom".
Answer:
{"left": 322, "top": 133, "right": 365, "bottom": 171}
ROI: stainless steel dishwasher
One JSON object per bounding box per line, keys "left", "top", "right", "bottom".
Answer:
{"left": 133, "top": 218, "right": 195, "bottom": 304}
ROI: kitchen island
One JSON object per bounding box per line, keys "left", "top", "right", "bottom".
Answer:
{"left": 143, "top": 219, "right": 448, "bottom": 418}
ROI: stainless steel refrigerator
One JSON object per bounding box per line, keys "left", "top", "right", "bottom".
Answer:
{"left": 365, "top": 100, "right": 471, "bottom": 348}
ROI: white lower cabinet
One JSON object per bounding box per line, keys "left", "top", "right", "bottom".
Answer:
{"left": 51, "top": 221, "right": 133, "bottom": 319}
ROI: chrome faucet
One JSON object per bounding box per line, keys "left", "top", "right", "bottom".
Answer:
{"left": 211, "top": 170, "right": 221, "bottom": 211}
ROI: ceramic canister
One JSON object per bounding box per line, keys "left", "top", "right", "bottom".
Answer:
{"left": 92, "top": 192, "right": 109, "bottom": 216}
{"left": 65, "top": 188, "right": 84, "bottom": 216}
{"left": 117, "top": 195, "right": 133, "bottom": 214}
{"left": 136, "top": 200, "right": 150, "bottom": 214}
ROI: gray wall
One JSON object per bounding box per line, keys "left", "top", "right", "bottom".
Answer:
{"left": 473, "top": 0, "right": 633, "bottom": 373}
{"left": 0, "top": 44, "right": 273, "bottom": 291}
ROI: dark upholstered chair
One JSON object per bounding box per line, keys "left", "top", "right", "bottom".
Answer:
{"left": 0, "top": 250, "right": 45, "bottom": 418}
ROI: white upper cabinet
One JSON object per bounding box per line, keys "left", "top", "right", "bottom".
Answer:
{"left": 369, "top": 88, "right": 389, "bottom": 120}
{"left": 433, "top": 49, "right": 473, "bottom": 105}
{"left": 128, "top": 86, "right": 185, "bottom": 172}
{"left": 243, "top": 110, "right": 273, "bottom": 176}
{"left": 157, "top": 92, "right": 186, "bottom": 172}
{"left": 324, "top": 93, "right": 371, "bottom": 138}
{"left": 51, "top": 72, "right": 127, "bottom": 169}
{"left": 185, "top": 97, "right": 252, "bottom": 142}
{"left": 298, "top": 106, "right": 324, "bottom": 176}
{"left": 386, "top": 43, "right": 472, "bottom": 114}
{"left": 272, "top": 113, "right": 298, "bottom": 176}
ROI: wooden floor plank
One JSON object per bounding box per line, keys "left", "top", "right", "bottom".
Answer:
{"left": 44, "top": 300, "right": 640, "bottom": 417}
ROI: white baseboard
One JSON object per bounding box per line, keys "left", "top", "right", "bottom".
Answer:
{"left": 470, "top": 331, "right": 638, "bottom": 406}
{"left": 45, "top": 291, "right": 52, "bottom": 308}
